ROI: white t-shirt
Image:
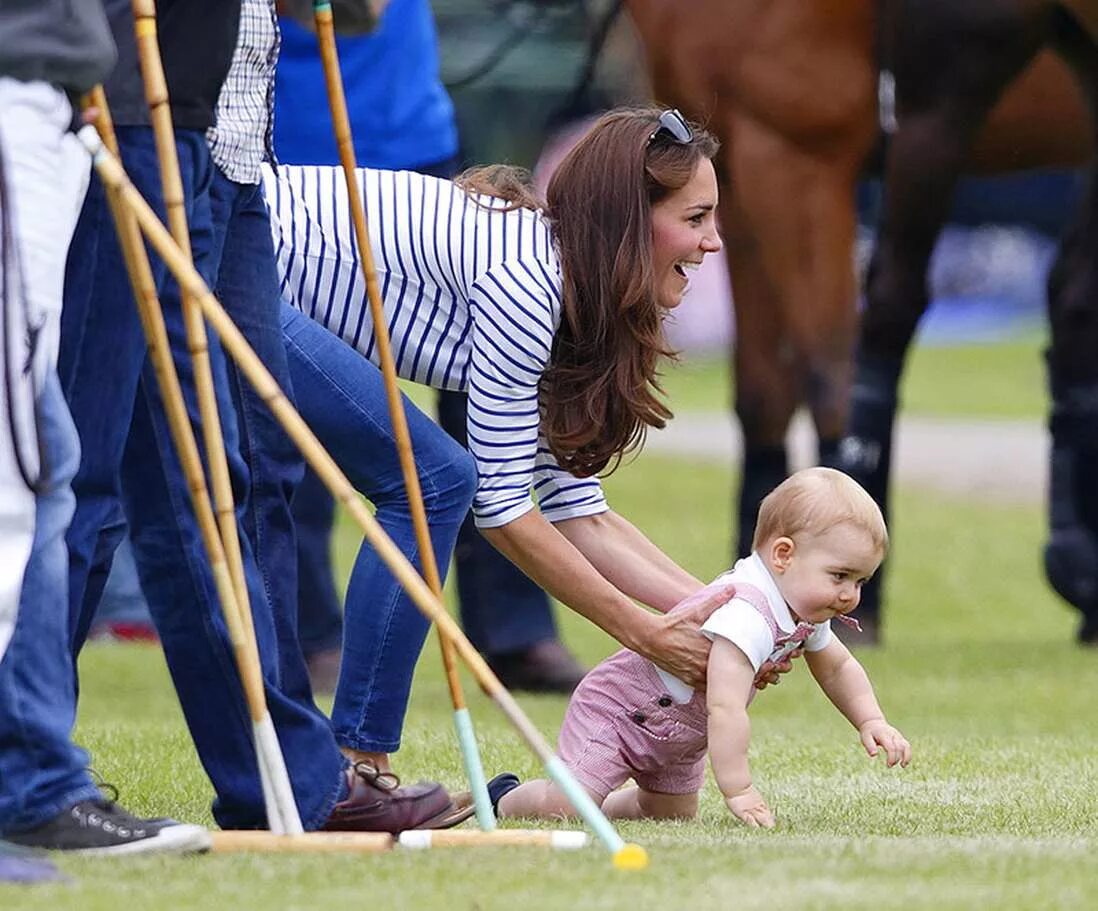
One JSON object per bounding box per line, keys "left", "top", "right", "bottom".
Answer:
{"left": 656, "top": 553, "right": 833, "bottom": 703}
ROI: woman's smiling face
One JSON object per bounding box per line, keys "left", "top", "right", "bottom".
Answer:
{"left": 650, "top": 157, "right": 722, "bottom": 310}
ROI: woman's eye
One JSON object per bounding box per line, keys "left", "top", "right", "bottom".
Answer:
{"left": 688, "top": 214, "right": 704, "bottom": 225}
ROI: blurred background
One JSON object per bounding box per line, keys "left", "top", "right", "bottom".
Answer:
{"left": 435, "top": 0, "right": 1081, "bottom": 356}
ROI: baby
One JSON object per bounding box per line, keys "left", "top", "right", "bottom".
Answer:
{"left": 491, "top": 467, "right": 911, "bottom": 827}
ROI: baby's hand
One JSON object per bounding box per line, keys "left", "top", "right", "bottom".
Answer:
{"left": 858, "top": 719, "right": 912, "bottom": 768}
{"left": 725, "top": 786, "right": 776, "bottom": 829}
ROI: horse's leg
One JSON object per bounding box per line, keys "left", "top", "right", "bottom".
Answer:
{"left": 719, "top": 156, "right": 797, "bottom": 557}
{"left": 1043, "top": 12, "right": 1098, "bottom": 644}
{"left": 841, "top": 1, "right": 1049, "bottom": 633}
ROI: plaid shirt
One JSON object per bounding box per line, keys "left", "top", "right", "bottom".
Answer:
{"left": 207, "top": 0, "right": 279, "bottom": 184}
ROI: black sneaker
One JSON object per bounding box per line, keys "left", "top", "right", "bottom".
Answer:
{"left": 5, "top": 799, "right": 209, "bottom": 856}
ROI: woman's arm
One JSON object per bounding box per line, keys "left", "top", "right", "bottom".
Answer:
{"left": 554, "top": 510, "right": 703, "bottom": 611}
{"left": 481, "top": 509, "right": 727, "bottom": 687}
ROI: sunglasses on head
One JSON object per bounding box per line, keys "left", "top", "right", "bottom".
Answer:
{"left": 647, "top": 108, "right": 693, "bottom": 146}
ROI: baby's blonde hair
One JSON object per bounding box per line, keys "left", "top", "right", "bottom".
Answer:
{"left": 752, "top": 467, "right": 889, "bottom": 555}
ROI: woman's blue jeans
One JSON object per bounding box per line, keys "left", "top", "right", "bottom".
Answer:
{"left": 281, "top": 304, "right": 477, "bottom": 753}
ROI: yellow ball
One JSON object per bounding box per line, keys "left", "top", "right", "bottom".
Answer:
{"left": 612, "top": 843, "right": 649, "bottom": 871}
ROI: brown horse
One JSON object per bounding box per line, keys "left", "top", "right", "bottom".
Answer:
{"left": 842, "top": 0, "right": 1098, "bottom": 645}
{"left": 623, "top": 0, "right": 1092, "bottom": 633}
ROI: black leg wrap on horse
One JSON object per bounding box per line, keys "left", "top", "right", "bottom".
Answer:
{"left": 836, "top": 351, "right": 904, "bottom": 626}
{"left": 737, "top": 444, "right": 788, "bottom": 558}
{"left": 1045, "top": 375, "right": 1098, "bottom": 640}
{"left": 837, "top": 351, "right": 903, "bottom": 509}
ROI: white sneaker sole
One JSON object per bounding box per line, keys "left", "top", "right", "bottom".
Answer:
{"left": 72, "top": 824, "right": 211, "bottom": 857}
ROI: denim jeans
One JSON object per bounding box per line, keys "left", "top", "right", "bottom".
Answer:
{"left": 59, "top": 130, "right": 344, "bottom": 829}
{"left": 0, "top": 374, "right": 100, "bottom": 833}
{"left": 281, "top": 303, "right": 477, "bottom": 752}
{"left": 208, "top": 167, "right": 313, "bottom": 715}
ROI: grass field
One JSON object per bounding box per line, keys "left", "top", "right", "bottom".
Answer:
{"left": 5, "top": 335, "right": 1094, "bottom": 909}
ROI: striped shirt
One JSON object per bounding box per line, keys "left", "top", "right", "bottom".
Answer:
{"left": 207, "top": 0, "right": 279, "bottom": 183}
{"left": 263, "top": 163, "right": 608, "bottom": 529}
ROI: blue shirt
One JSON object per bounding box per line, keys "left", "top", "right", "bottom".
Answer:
{"left": 273, "top": 0, "right": 457, "bottom": 169}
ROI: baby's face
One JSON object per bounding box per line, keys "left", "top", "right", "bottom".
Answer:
{"left": 768, "top": 524, "right": 882, "bottom": 624}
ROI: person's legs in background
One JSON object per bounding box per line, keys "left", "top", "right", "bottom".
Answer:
{"left": 87, "top": 534, "right": 157, "bottom": 642}
{"left": 292, "top": 466, "right": 344, "bottom": 692}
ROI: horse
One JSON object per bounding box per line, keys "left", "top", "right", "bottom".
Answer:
{"left": 621, "top": 0, "right": 1093, "bottom": 641}
{"left": 841, "top": 0, "right": 1098, "bottom": 645}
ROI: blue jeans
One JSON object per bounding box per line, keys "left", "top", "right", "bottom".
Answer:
{"left": 59, "top": 128, "right": 344, "bottom": 829}
{"left": 0, "top": 374, "right": 100, "bottom": 833}
{"left": 293, "top": 392, "right": 559, "bottom": 658}
{"left": 281, "top": 303, "right": 477, "bottom": 752}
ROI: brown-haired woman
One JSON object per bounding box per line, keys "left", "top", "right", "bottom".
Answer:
{"left": 265, "top": 106, "right": 733, "bottom": 777}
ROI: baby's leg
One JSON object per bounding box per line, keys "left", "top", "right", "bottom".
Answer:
{"left": 601, "top": 787, "right": 699, "bottom": 820}
{"left": 497, "top": 779, "right": 604, "bottom": 820}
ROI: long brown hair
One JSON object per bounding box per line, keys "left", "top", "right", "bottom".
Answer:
{"left": 457, "top": 108, "right": 719, "bottom": 477}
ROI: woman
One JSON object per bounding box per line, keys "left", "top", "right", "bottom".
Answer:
{"left": 264, "top": 107, "right": 729, "bottom": 774}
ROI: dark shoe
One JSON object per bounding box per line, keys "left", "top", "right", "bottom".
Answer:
{"left": 4, "top": 799, "right": 209, "bottom": 856}
{"left": 305, "top": 646, "right": 342, "bottom": 694}
{"left": 323, "top": 762, "right": 455, "bottom": 834}
{"left": 488, "top": 640, "right": 587, "bottom": 694}
{"left": 1079, "top": 612, "right": 1098, "bottom": 646}
{"left": 0, "top": 841, "right": 65, "bottom": 884}
{"left": 486, "top": 773, "right": 521, "bottom": 817}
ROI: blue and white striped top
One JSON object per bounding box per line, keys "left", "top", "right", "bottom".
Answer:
{"left": 263, "top": 163, "right": 608, "bottom": 529}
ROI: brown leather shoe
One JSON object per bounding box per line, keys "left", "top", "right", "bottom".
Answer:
{"left": 487, "top": 639, "right": 587, "bottom": 694}
{"left": 323, "top": 762, "right": 453, "bottom": 833}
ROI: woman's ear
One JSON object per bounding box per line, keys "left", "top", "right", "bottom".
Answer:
{"left": 770, "top": 536, "right": 795, "bottom": 573}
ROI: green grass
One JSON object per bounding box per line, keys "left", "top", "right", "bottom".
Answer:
{"left": 8, "top": 450, "right": 1096, "bottom": 909}
{"left": 662, "top": 334, "right": 1048, "bottom": 420}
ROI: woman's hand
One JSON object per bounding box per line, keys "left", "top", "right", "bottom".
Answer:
{"left": 638, "top": 585, "right": 734, "bottom": 688}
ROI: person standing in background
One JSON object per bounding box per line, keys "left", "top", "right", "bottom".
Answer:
{"left": 275, "top": 0, "right": 586, "bottom": 695}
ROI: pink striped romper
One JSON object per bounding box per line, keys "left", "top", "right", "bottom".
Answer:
{"left": 556, "top": 582, "right": 826, "bottom": 801}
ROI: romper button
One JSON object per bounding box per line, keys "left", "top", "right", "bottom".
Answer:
{"left": 631, "top": 711, "right": 647, "bottom": 724}
{"left": 658, "top": 696, "right": 672, "bottom": 707}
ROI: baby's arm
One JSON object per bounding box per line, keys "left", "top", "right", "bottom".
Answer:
{"left": 707, "top": 637, "right": 776, "bottom": 828}
{"left": 805, "top": 639, "right": 912, "bottom": 767}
